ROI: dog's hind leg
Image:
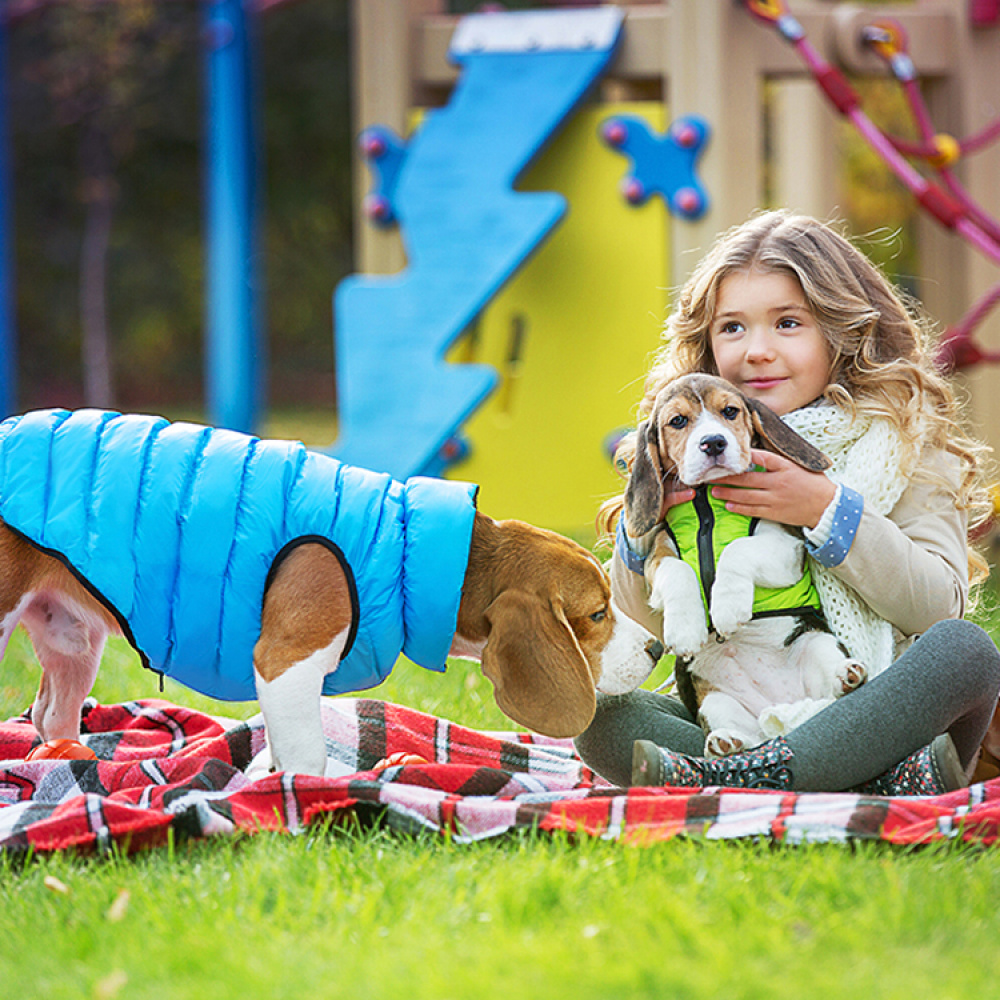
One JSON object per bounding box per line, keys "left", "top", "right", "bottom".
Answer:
{"left": 0, "top": 594, "right": 29, "bottom": 664}
{"left": 698, "top": 691, "right": 763, "bottom": 756}
{"left": 22, "top": 599, "right": 107, "bottom": 742}
{"left": 253, "top": 543, "right": 355, "bottom": 777}
{"left": 789, "top": 629, "right": 867, "bottom": 700}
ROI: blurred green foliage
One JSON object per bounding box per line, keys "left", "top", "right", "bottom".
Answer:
{"left": 839, "top": 78, "right": 920, "bottom": 297}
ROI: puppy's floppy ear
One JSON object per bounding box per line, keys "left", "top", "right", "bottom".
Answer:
{"left": 480, "top": 590, "right": 596, "bottom": 738}
{"left": 746, "top": 397, "right": 831, "bottom": 472}
{"left": 624, "top": 418, "right": 665, "bottom": 536}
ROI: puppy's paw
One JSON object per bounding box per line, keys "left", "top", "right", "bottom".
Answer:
{"left": 838, "top": 659, "right": 867, "bottom": 694}
{"left": 708, "top": 576, "right": 755, "bottom": 637}
{"left": 662, "top": 616, "right": 709, "bottom": 658}
{"left": 648, "top": 576, "right": 670, "bottom": 614}
{"left": 648, "top": 555, "right": 690, "bottom": 614}
{"left": 705, "top": 729, "right": 747, "bottom": 758}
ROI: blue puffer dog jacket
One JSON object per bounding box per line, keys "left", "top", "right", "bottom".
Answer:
{"left": 0, "top": 409, "right": 479, "bottom": 701}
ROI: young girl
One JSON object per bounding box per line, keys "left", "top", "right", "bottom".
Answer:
{"left": 576, "top": 209, "right": 1000, "bottom": 794}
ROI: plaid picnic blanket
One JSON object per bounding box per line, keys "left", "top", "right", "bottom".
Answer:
{"left": 2, "top": 697, "right": 1000, "bottom": 855}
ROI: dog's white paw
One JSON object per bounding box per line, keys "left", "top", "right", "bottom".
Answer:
{"left": 837, "top": 658, "right": 867, "bottom": 694}
{"left": 649, "top": 576, "right": 670, "bottom": 614}
{"left": 709, "top": 576, "right": 755, "bottom": 638}
{"left": 662, "top": 615, "right": 709, "bottom": 658}
{"left": 705, "top": 729, "right": 747, "bottom": 758}
{"left": 245, "top": 746, "right": 275, "bottom": 781}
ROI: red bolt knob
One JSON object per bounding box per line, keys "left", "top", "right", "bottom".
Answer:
{"left": 622, "top": 177, "right": 645, "bottom": 204}
{"left": 674, "top": 187, "right": 703, "bottom": 216}
{"left": 602, "top": 120, "right": 628, "bottom": 147}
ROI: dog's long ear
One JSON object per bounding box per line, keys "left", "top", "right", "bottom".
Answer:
{"left": 747, "top": 397, "right": 831, "bottom": 472}
{"left": 480, "top": 590, "right": 596, "bottom": 739}
{"left": 624, "top": 419, "right": 665, "bottom": 536}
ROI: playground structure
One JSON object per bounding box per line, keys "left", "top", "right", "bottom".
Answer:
{"left": 341, "top": 0, "right": 1000, "bottom": 536}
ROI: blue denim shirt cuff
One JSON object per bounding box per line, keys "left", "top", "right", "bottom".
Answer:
{"left": 805, "top": 484, "right": 863, "bottom": 567}
{"left": 616, "top": 517, "right": 647, "bottom": 575}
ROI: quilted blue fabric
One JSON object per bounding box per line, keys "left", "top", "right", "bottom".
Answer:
{"left": 0, "top": 410, "right": 478, "bottom": 700}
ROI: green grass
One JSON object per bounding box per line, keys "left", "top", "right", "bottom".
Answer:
{"left": 2, "top": 608, "right": 1000, "bottom": 998}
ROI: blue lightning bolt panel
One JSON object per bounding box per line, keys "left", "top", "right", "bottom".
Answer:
{"left": 331, "top": 9, "right": 623, "bottom": 479}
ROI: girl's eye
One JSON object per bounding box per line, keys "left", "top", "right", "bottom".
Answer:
{"left": 777, "top": 317, "right": 800, "bottom": 330}
{"left": 717, "top": 321, "right": 743, "bottom": 336}
{"left": 721, "top": 405, "right": 740, "bottom": 420}
{"left": 590, "top": 608, "right": 607, "bottom": 623}
{"left": 668, "top": 414, "right": 688, "bottom": 429}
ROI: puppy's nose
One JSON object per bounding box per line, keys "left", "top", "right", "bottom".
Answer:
{"left": 700, "top": 435, "right": 727, "bottom": 458}
{"left": 646, "top": 638, "right": 664, "bottom": 662}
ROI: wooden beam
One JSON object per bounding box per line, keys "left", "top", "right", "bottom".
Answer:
{"left": 350, "top": 0, "right": 443, "bottom": 275}
{"left": 413, "top": 3, "right": 960, "bottom": 87}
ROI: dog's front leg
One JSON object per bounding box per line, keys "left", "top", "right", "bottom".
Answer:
{"left": 647, "top": 552, "right": 709, "bottom": 657}
{"left": 253, "top": 544, "right": 354, "bottom": 778}
{"left": 254, "top": 651, "right": 339, "bottom": 778}
{"left": 710, "top": 525, "right": 804, "bottom": 637}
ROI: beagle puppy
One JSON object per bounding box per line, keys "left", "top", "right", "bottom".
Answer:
{"left": 0, "top": 409, "right": 662, "bottom": 776}
{"left": 623, "top": 374, "right": 866, "bottom": 756}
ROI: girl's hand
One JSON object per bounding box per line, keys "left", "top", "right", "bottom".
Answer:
{"left": 660, "top": 486, "right": 695, "bottom": 520}
{"left": 709, "top": 449, "right": 837, "bottom": 529}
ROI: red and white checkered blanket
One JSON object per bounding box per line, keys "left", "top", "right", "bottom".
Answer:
{"left": 2, "top": 697, "right": 999, "bottom": 854}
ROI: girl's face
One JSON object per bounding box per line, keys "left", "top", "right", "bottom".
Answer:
{"left": 708, "top": 268, "right": 832, "bottom": 416}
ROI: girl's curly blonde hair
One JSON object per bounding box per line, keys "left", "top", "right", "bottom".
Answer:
{"left": 601, "top": 209, "right": 993, "bottom": 581}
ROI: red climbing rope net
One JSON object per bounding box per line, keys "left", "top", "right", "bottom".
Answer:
{"left": 743, "top": 0, "right": 1000, "bottom": 371}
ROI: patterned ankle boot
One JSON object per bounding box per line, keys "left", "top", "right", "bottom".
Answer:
{"left": 631, "top": 736, "right": 795, "bottom": 790}
{"left": 853, "top": 734, "right": 968, "bottom": 797}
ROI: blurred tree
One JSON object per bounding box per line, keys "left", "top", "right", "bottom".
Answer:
{"left": 14, "top": 0, "right": 190, "bottom": 407}
{"left": 8, "top": 0, "right": 352, "bottom": 415}
{"left": 257, "top": 0, "right": 352, "bottom": 411}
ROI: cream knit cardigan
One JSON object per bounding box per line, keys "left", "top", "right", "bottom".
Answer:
{"left": 781, "top": 403, "right": 912, "bottom": 680}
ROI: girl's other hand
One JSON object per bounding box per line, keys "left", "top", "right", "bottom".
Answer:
{"left": 709, "top": 449, "right": 836, "bottom": 529}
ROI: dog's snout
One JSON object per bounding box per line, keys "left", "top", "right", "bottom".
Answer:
{"left": 646, "top": 637, "right": 664, "bottom": 662}
{"left": 700, "top": 435, "right": 728, "bottom": 458}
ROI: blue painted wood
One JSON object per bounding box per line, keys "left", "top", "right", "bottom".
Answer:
{"left": 359, "top": 126, "right": 408, "bottom": 227}
{"left": 204, "top": 0, "right": 262, "bottom": 433}
{"left": 601, "top": 114, "right": 711, "bottom": 219}
{"left": 331, "top": 12, "right": 623, "bottom": 479}
{"left": 0, "top": 14, "right": 15, "bottom": 417}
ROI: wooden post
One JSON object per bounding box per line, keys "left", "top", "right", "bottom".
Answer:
{"left": 920, "top": 0, "right": 1000, "bottom": 446}
{"left": 349, "top": 0, "right": 442, "bottom": 276}
{"left": 665, "top": 0, "right": 764, "bottom": 284}
{"left": 773, "top": 78, "right": 840, "bottom": 220}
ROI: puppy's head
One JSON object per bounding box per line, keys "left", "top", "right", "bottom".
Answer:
{"left": 624, "top": 373, "right": 831, "bottom": 536}
{"left": 479, "top": 523, "right": 660, "bottom": 737}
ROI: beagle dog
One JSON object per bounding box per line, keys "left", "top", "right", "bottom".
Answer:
{"left": 0, "top": 409, "right": 662, "bottom": 776}
{"left": 623, "top": 374, "right": 866, "bottom": 756}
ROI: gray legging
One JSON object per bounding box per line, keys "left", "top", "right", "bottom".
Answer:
{"left": 575, "top": 618, "right": 1000, "bottom": 790}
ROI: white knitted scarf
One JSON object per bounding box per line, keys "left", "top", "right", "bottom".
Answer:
{"left": 780, "top": 403, "right": 912, "bottom": 678}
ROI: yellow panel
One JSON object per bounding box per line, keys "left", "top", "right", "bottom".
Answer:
{"left": 446, "top": 102, "right": 670, "bottom": 540}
